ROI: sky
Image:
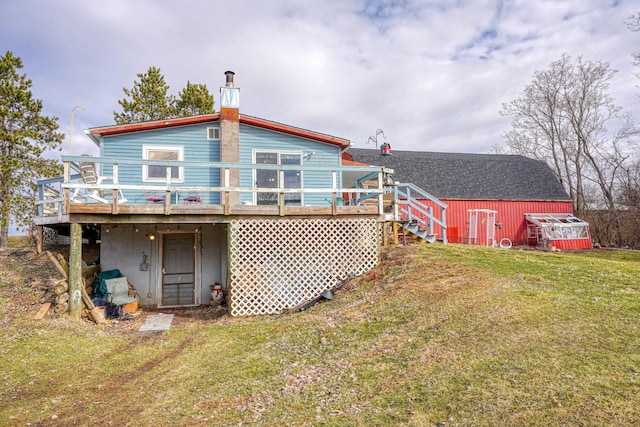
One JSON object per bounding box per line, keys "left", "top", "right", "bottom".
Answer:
{"left": 1, "top": 0, "right": 638, "bottom": 158}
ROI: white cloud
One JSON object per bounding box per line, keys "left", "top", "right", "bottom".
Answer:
{"left": 1, "top": 0, "right": 637, "bottom": 157}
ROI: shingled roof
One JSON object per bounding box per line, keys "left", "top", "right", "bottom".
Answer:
{"left": 347, "top": 148, "right": 570, "bottom": 201}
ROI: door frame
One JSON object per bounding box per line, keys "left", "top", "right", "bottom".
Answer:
{"left": 156, "top": 231, "right": 200, "bottom": 308}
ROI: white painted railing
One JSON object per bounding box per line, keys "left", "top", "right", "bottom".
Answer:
{"left": 36, "top": 156, "right": 392, "bottom": 217}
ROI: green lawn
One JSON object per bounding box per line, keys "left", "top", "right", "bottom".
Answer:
{"left": 1, "top": 244, "right": 639, "bottom": 426}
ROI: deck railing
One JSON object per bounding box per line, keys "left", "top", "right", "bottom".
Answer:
{"left": 395, "top": 182, "right": 448, "bottom": 244}
{"left": 36, "top": 156, "right": 392, "bottom": 219}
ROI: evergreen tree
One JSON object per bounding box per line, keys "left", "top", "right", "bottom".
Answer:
{"left": 113, "top": 66, "right": 177, "bottom": 124}
{"left": 176, "top": 81, "right": 215, "bottom": 116}
{"left": 0, "top": 51, "right": 64, "bottom": 247}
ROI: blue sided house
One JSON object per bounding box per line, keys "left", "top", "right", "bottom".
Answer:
{"left": 36, "top": 71, "right": 409, "bottom": 316}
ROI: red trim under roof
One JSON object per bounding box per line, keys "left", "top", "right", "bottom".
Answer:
{"left": 88, "top": 114, "right": 351, "bottom": 149}
{"left": 342, "top": 158, "right": 370, "bottom": 167}
{"left": 342, "top": 152, "right": 371, "bottom": 166}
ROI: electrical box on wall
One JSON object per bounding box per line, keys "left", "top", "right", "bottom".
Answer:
{"left": 139, "top": 252, "right": 149, "bottom": 271}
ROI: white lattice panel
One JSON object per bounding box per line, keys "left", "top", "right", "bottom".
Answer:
{"left": 43, "top": 227, "right": 58, "bottom": 245}
{"left": 228, "top": 218, "right": 379, "bottom": 316}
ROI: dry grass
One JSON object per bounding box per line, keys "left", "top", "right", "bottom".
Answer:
{"left": 1, "top": 243, "right": 639, "bottom": 426}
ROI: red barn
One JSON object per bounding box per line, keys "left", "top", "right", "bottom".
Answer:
{"left": 347, "top": 149, "right": 592, "bottom": 250}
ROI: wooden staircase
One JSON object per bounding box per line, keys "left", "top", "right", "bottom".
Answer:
{"left": 392, "top": 182, "right": 447, "bottom": 244}
{"left": 353, "top": 174, "right": 447, "bottom": 245}
{"left": 395, "top": 219, "right": 438, "bottom": 244}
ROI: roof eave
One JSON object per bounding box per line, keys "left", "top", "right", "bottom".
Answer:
{"left": 240, "top": 115, "right": 350, "bottom": 149}
{"left": 87, "top": 114, "right": 221, "bottom": 138}
{"left": 86, "top": 113, "right": 351, "bottom": 149}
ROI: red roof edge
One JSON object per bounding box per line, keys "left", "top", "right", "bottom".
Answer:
{"left": 88, "top": 113, "right": 351, "bottom": 149}
{"left": 342, "top": 151, "right": 371, "bottom": 164}
{"left": 88, "top": 114, "right": 221, "bottom": 137}
{"left": 342, "top": 158, "right": 370, "bottom": 167}
{"left": 240, "top": 115, "right": 350, "bottom": 149}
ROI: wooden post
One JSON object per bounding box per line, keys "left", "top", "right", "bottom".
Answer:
{"left": 393, "top": 222, "right": 400, "bottom": 245}
{"left": 278, "top": 170, "right": 285, "bottom": 217}
{"left": 378, "top": 170, "right": 384, "bottom": 216}
{"left": 223, "top": 168, "right": 230, "bottom": 215}
{"left": 63, "top": 162, "right": 70, "bottom": 214}
{"left": 332, "top": 171, "right": 337, "bottom": 216}
{"left": 279, "top": 193, "right": 285, "bottom": 216}
{"left": 112, "top": 163, "right": 120, "bottom": 215}
{"left": 382, "top": 222, "right": 388, "bottom": 246}
{"left": 68, "top": 223, "right": 83, "bottom": 321}
{"left": 36, "top": 225, "right": 43, "bottom": 254}
{"left": 164, "top": 166, "right": 172, "bottom": 215}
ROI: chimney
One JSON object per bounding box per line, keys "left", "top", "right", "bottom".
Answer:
{"left": 220, "top": 70, "right": 240, "bottom": 120}
{"left": 220, "top": 71, "right": 240, "bottom": 204}
{"left": 225, "top": 70, "right": 235, "bottom": 87}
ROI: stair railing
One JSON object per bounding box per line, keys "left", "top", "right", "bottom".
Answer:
{"left": 394, "top": 182, "right": 447, "bottom": 244}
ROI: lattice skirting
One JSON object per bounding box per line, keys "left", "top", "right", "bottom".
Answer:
{"left": 228, "top": 218, "right": 380, "bottom": 316}
{"left": 42, "top": 226, "right": 59, "bottom": 245}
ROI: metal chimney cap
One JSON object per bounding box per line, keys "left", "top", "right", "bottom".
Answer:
{"left": 224, "top": 71, "right": 235, "bottom": 87}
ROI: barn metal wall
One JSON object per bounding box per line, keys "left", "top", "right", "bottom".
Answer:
{"left": 546, "top": 236, "right": 592, "bottom": 250}
{"left": 417, "top": 199, "right": 578, "bottom": 246}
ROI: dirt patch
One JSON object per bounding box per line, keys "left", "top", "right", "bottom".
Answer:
{"left": 0, "top": 244, "right": 416, "bottom": 334}
{"left": 140, "top": 305, "right": 231, "bottom": 327}
{"left": 0, "top": 245, "right": 252, "bottom": 337}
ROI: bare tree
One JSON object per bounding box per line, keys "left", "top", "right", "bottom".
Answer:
{"left": 501, "top": 54, "right": 635, "bottom": 246}
{"left": 626, "top": 11, "right": 640, "bottom": 80}
{"left": 619, "top": 153, "right": 640, "bottom": 248}
{"left": 615, "top": 12, "right": 640, "bottom": 246}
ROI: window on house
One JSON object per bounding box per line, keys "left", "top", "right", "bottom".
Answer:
{"left": 254, "top": 151, "right": 302, "bottom": 206}
{"left": 143, "top": 145, "right": 184, "bottom": 182}
{"left": 207, "top": 127, "right": 220, "bottom": 140}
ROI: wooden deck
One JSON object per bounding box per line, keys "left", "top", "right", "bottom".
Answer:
{"left": 64, "top": 203, "right": 381, "bottom": 224}
{"left": 35, "top": 156, "right": 392, "bottom": 226}
{"left": 36, "top": 197, "right": 388, "bottom": 226}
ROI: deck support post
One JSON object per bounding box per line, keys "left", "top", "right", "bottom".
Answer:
{"left": 36, "top": 226, "right": 43, "bottom": 254}
{"left": 392, "top": 221, "right": 399, "bottom": 245}
{"left": 382, "top": 222, "right": 388, "bottom": 246}
{"left": 68, "top": 222, "right": 83, "bottom": 321}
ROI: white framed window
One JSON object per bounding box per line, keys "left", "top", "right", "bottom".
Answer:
{"left": 142, "top": 145, "right": 184, "bottom": 182}
{"left": 207, "top": 127, "right": 220, "bottom": 140}
{"left": 253, "top": 151, "right": 302, "bottom": 206}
